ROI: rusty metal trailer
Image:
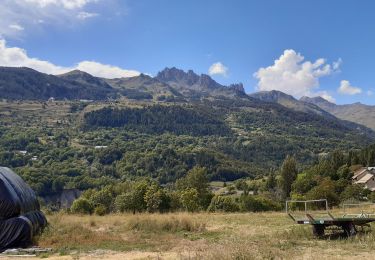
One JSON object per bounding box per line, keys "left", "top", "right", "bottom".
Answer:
{"left": 286, "top": 199, "right": 375, "bottom": 236}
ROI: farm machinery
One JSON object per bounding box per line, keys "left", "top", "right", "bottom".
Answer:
{"left": 286, "top": 199, "right": 375, "bottom": 237}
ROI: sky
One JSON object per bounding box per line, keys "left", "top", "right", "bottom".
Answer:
{"left": 0, "top": 0, "right": 375, "bottom": 105}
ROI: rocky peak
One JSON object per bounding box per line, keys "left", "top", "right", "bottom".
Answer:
{"left": 156, "top": 67, "right": 245, "bottom": 93}
{"left": 250, "top": 90, "right": 296, "bottom": 102}
{"left": 59, "top": 70, "right": 92, "bottom": 78}
{"left": 300, "top": 96, "right": 336, "bottom": 108}
{"left": 156, "top": 67, "right": 196, "bottom": 83}
{"left": 228, "top": 83, "right": 245, "bottom": 93}
{"left": 156, "top": 67, "right": 220, "bottom": 88}
{"left": 198, "top": 74, "right": 220, "bottom": 89}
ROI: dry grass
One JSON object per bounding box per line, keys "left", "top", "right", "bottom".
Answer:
{"left": 33, "top": 211, "right": 375, "bottom": 259}
{"left": 126, "top": 214, "right": 206, "bottom": 233}
{"left": 37, "top": 212, "right": 208, "bottom": 256}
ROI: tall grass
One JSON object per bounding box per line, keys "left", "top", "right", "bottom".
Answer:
{"left": 34, "top": 211, "right": 375, "bottom": 259}
{"left": 126, "top": 213, "right": 206, "bottom": 232}
{"left": 36, "top": 212, "right": 207, "bottom": 254}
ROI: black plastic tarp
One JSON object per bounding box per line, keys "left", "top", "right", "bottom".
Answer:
{"left": 0, "top": 167, "right": 40, "bottom": 220}
{"left": 0, "top": 167, "right": 47, "bottom": 252}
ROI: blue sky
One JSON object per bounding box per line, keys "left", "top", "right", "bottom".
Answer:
{"left": 0, "top": 0, "right": 374, "bottom": 104}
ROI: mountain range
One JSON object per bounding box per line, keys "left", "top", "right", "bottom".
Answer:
{"left": 300, "top": 96, "right": 375, "bottom": 131}
{"left": 249, "top": 90, "right": 375, "bottom": 132}
{"left": 0, "top": 66, "right": 245, "bottom": 101}
{"left": 0, "top": 67, "right": 115, "bottom": 100}
{"left": 1, "top": 65, "right": 375, "bottom": 178}
{"left": 1, "top": 65, "right": 375, "bottom": 133}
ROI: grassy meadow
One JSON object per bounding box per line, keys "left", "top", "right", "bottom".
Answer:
{"left": 30, "top": 211, "right": 375, "bottom": 259}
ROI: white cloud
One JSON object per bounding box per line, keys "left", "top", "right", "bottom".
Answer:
{"left": 338, "top": 80, "right": 362, "bottom": 95}
{"left": 208, "top": 62, "right": 228, "bottom": 76}
{"left": 76, "top": 61, "right": 140, "bottom": 78}
{"left": 367, "top": 90, "right": 373, "bottom": 96}
{"left": 314, "top": 91, "right": 336, "bottom": 103}
{"left": 0, "top": 0, "right": 103, "bottom": 38}
{"left": 24, "top": 0, "right": 95, "bottom": 9}
{"left": 9, "top": 24, "right": 25, "bottom": 31}
{"left": 0, "top": 39, "right": 140, "bottom": 78}
{"left": 254, "top": 49, "right": 340, "bottom": 99}
{"left": 77, "top": 11, "right": 99, "bottom": 20}
{"left": 332, "top": 58, "right": 342, "bottom": 71}
{"left": 0, "top": 39, "right": 68, "bottom": 74}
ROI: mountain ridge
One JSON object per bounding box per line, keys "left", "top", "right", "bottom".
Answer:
{"left": 249, "top": 90, "right": 336, "bottom": 119}
{"left": 1, "top": 65, "right": 375, "bottom": 135}
{"left": 0, "top": 67, "right": 115, "bottom": 100}
{"left": 155, "top": 67, "right": 246, "bottom": 98}
{"left": 0, "top": 66, "right": 245, "bottom": 101}
{"left": 301, "top": 96, "right": 375, "bottom": 131}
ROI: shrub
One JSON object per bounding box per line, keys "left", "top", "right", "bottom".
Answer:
{"left": 239, "top": 195, "right": 280, "bottom": 212}
{"left": 144, "top": 184, "right": 165, "bottom": 213}
{"left": 114, "top": 193, "right": 135, "bottom": 213}
{"left": 176, "top": 166, "right": 213, "bottom": 209}
{"left": 369, "top": 192, "right": 375, "bottom": 202}
{"left": 180, "top": 188, "right": 200, "bottom": 212}
{"left": 126, "top": 214, "right": 206, "bottom": 233}
{"left": 94, "top": 205, "right": 107, "bottom": 216}
{"left": 90, "top": 188, "right": 114, "bottom": 213}
{"left": 208, "top": 195, "right": 239, "bottom": 212}
{"left": 71, "top": 198, "right": 94, "bottom": 214}
{"left": 305, "top": 178, "right": 340, "bottom": 206}
{"left": 340, "top": 184, "right": 368, "bottom": 201}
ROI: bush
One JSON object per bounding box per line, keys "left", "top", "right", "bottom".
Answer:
{"left": 340, "top": 184, "right": 368, "bottom": 201}
{"left": 90, "top": 188, "right": 114, "bottom": 213}
{"left": 180, "top": 188, "right": 200, "bottom": 212}
{"left": 208, "top": 196, "right": 239, "bottom": 212}
{"left": 176, "top": 166, "right": 213, "bottom": 209}
{"left": 94, "top": 205, "right": 107, "bottom": 216}
{"left": 369, "top": 192, "right": 375, "bottom": 202}
{"left": 144, "top": 184, "right": 169, "bottom": 213}
{"left": 126, "top": 214, "right": 206, "bottom": 233}
{"left": 239, "top": 195, "right": 280, "bottom": 212}
{"left": 114, "top": 193, "right": 135, "bottom": 213}
{"left": 71, "top": 198, "right": 94, "bottom": 214}
{"left": 305, "top": 178, "right": 340, "bottom": 206}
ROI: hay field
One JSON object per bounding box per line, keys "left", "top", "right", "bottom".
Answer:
{"left": 29, "top": 211, "right": 375, "bottom": 259}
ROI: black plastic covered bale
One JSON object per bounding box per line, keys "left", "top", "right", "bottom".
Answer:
{"left": 0, "top": 167, "right": 47, "bottom": 252}
{"left": 0, "top": 216, "right": 33, "bottom": 251}
{"left": 23, "top": 211, "right": 48, "bottom": 235}
{"left": 0, "top": 167, "right": 40, "bottom": 219}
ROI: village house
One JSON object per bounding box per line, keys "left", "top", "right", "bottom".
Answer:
{"left": 352, "top": 167, "right": 375, "bottom": 191}
{"left": 94, "top": 145, "right": 108, "bottom": 149}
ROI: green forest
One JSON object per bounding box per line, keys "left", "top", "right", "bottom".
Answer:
{"left": 0, "top": 99, "right": 374, "bottom": 214}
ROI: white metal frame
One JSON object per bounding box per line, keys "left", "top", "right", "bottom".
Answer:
{"left": 342, "top": 203, "right": 375, "bottom": 218}
{"left": 285, "top": 199, "right": 328, "bottom": 214}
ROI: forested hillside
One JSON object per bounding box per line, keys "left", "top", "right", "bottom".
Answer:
{"left": 0, "top": 67, "right": 374, "bottom": 205}
{"left": 83, "top": 105, "right": 232, "bottom": 136}
{"left": 0, "top": 96, "right": 373, "bottom": 199}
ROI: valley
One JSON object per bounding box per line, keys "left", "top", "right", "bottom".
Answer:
{"left": 1, "top": 65, "right": 375, "bottom": 260}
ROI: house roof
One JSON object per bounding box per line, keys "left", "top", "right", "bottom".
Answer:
{"left": 355, "top": 173, "right": 375, "bottom": 184}
{"left": 352, "top": 168, "right": 368, "bottom": 179}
